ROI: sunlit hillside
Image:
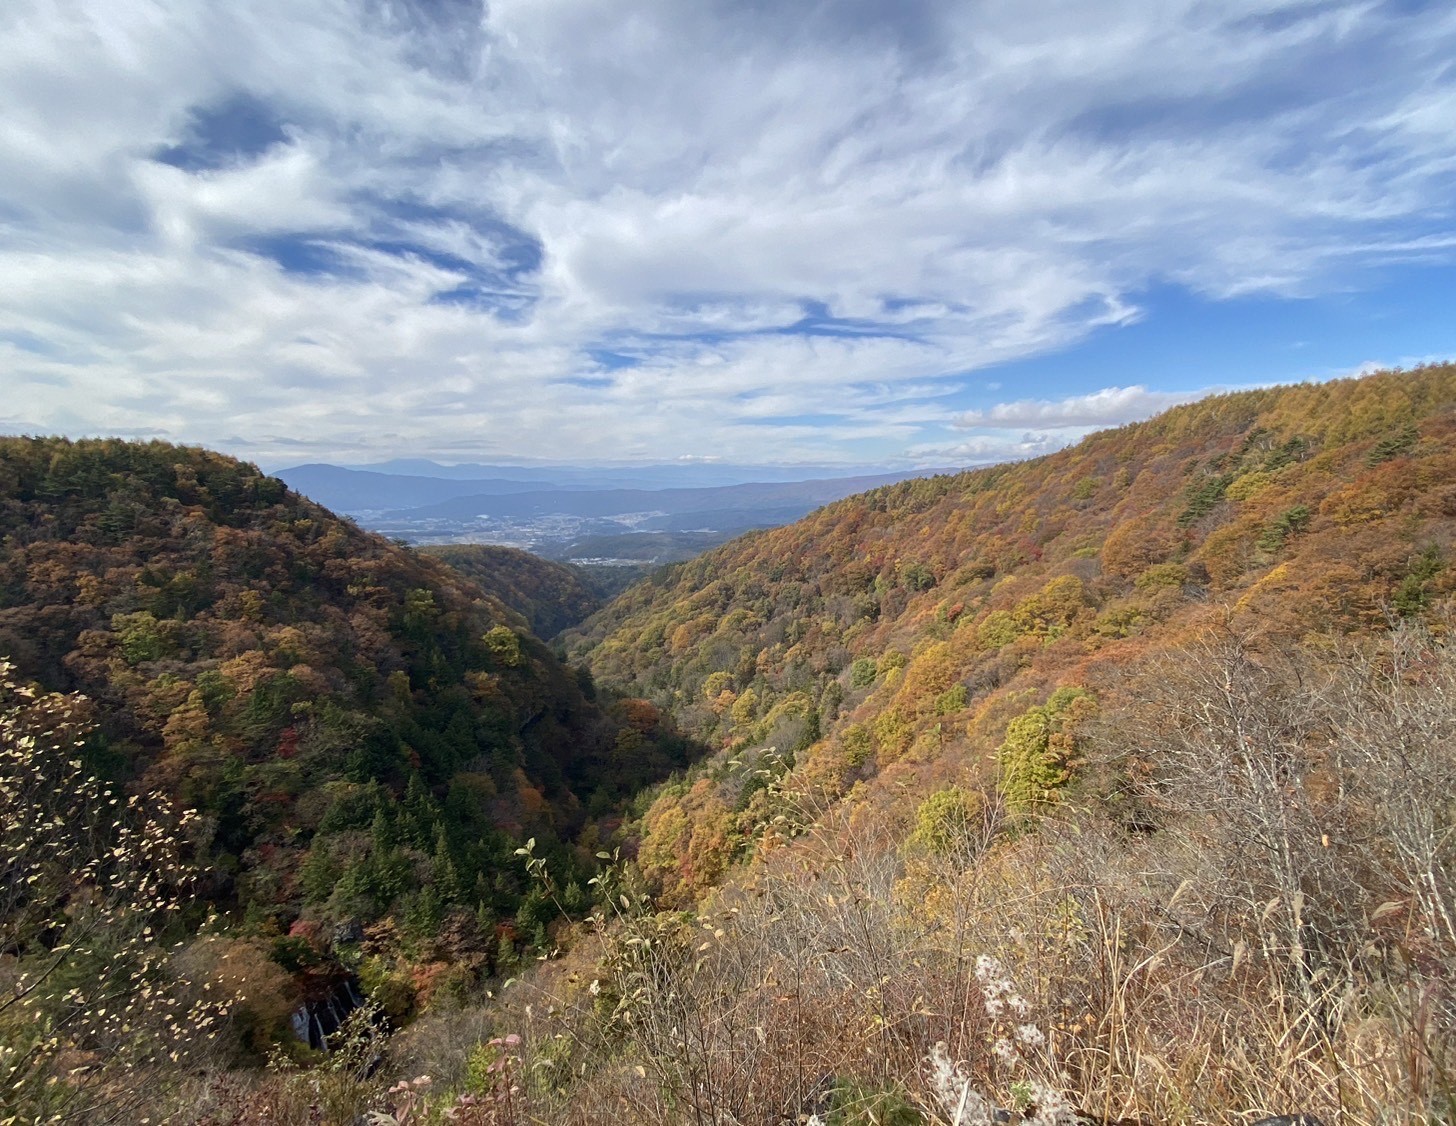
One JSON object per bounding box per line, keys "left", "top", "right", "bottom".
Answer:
{"left": 490, "top": 363, "right": 1453, "bottom": 1123}
{"left": 571, "top": 365, "right": 1454, "bottom": 902}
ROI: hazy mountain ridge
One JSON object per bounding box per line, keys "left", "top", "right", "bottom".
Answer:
{"left": 339, "top": 458, "right": 925, "bottom": 488}
{"left": 280, "top": 459, "right": 940, "bottom": 556}
{"left": 273, "top": 463, "right": 562, "bottom": 513}
{"left": 386, "top": 473, "right": 926, "bottom": 523}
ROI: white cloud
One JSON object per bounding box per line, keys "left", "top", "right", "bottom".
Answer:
{"left": 957, "top": 385, "right": 1209, "bottom": 429}
{"left": 132, "top": 144, "right": 351, "bottom": 248}
{"left": 1, "top": 0, "right": 1454, "bottom": 464}
{"left": 907, "top": 431, "right": 1072, "bottom": 469}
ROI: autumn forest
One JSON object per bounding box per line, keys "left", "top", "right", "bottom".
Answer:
{"left": 2, "top": 364, "right": 1455, "bottom": 1125}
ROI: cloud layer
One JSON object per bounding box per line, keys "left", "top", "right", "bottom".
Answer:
{"left": 3, "top": 0, "right": 1454, "bottom": 466}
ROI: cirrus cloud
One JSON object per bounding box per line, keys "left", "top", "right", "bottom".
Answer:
{"left": 1, "top": 0, "right": 1454, "bottom": 466}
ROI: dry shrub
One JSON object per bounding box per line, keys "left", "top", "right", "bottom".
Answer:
{"left": 0, "top": 661, "right": 230, "bottom": 1123}
{"left": 176, "top": 935, "right": 298, "bottom": 1055}
{"left": 183, "top": 1002, "right": 393, "bottom": 1125}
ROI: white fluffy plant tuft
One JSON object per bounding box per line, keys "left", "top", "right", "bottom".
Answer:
{"left": 922, "top": 955, "right": 1078, "bottom": 1126}
{"left": 925, "top": 1041, "right": 996, "bottom": 1126}
{"left": 0, "top": 660, "right": 229, "bottom": 1122}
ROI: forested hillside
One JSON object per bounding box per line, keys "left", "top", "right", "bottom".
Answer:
{"left": 421, "top": 543, "right": 602, "bottom": 638}
{"left": 0, "top": 438, "right": 695, "bottom": 952}
{"left": 570, "top": 365, "right": 1455, "bottom": 901}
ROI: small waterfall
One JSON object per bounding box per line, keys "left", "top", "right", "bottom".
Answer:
{"left": 289, "top": 974, "right": 364, "bottom": 1052}
{"left": 289, "top": 1007, "right": 311, "bottom": 1045}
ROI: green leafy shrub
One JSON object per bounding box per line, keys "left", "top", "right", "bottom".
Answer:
{"left": 934, "top": 684, "right": 969, "bottom": 715}
{"left": 359, "top": 955, "right": 416, "bottom": 1023}
{"left": 826, "top": 1079, "right": 924, "bottom": 1125}
{"left": 909, "top": 785, "right": 985, "bottom": 855}
{"left": 1135, "top": 562, "right": 1189, "bottom": 591}
{"left": 997, "top": 687, "right": 1093, "bottom": 812}
{"left": 977, "top": 609, "right": 1020, "bottom": 649}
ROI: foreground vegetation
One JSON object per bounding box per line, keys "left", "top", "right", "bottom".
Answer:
{"left": 8, "top": 618, "right": 1453, "bottom": 1123}
{"left": 2, "top": 366, "right": 1453, "bottom": 1122}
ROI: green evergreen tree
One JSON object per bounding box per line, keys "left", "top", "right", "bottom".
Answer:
{"left": 432, "top": 823, "right": 461, "bottom": 903}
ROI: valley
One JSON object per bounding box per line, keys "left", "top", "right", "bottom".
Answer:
{"left": 2, "top": 365, "right": 1454, "bottom": 1124}
{"left": 11, "top": 4, "right": 1456, "bottom": 1120}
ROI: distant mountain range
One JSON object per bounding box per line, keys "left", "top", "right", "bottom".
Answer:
{"left": 275, "top": 461, "right": 950, "bottom": 561}
{"left": 323, "top": 458, "right": 919, "bottom": 489}
{"left": 273, "top": 464, "right": 561, "bottom": 512}
{"left": 380, "top": 475, "right": 920, "bottom": 522}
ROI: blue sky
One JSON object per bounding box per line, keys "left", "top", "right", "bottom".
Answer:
{"left": 2, "top": 0, "right": 1454, "bottom": 470}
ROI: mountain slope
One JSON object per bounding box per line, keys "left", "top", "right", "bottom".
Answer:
{"left": 567, "top": 364, "right": 1456, "bottom": 899}
{"left": 368, "top": 364, "right": 1456, "bottom": 1126}
{"left": 0, "top": 438, "right": 696, "bottom": 944}
{"left": 422, "top": 543, "right": 602, "bottom": 638}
